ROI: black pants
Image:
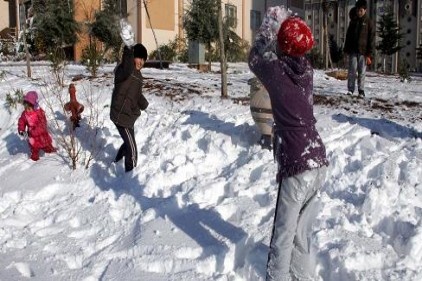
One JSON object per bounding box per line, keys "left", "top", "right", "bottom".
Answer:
{"left": 114, "top": 125, "right": 137, "bottom": 172}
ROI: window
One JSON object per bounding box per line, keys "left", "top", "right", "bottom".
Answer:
{"left": 250, "top": 10, "right": 261, "bottom": 30}
{"left": 225, "top": 4, "right": 237, "bottom": 28}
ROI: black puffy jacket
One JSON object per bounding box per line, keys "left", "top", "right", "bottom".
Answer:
{"left": 110, "top": 46, "right": 149, "bottom": 128}
{"left": 344, "top": 14, "right": 374, "bottom": 58}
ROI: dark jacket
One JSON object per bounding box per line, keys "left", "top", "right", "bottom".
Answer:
{"left": 344, "top": 13, "right": 374, "bottom": 57}
{"left": 110, "top": 46, "right": 149, "bottom": 128}
{"left": 249, "top": 40, "right": 329, "bottom": 182}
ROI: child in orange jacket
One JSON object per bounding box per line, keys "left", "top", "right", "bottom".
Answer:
{"left": 18, "top": 91, "right": 56, "bottom": 161}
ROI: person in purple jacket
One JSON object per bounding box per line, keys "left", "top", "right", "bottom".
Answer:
{"left": 249, "top": 7, "right": 329, "bottom": 281}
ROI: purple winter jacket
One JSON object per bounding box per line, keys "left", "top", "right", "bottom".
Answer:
{"left": 249, "top": 43, "right": 329, "bottom": 182}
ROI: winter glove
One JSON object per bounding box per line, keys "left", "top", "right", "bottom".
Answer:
{"left": 254, "top": 6, "right": 292, "bottom": 58}
{"left": 119, "top": 18, "right": 135, "bottom": 47}
{"left": 18, "top": 131, "right": 27, "bottom": 138}
{"left": 366, "top": 56, "right": 372, "bottom": 66}
{"left": 259, "top": 6, "right": 291, "bottom": 39}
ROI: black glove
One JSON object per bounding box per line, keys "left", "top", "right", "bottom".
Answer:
{"left": 19, "top": 131, "right": 24, "bottom": 136}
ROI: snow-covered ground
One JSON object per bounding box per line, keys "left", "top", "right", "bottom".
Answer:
{"left": 0, "top": 62, "right": 421, "bottom": 281}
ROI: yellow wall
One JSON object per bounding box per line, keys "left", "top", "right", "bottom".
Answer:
{"left": 0, "top": 1, "right": 10, "bottom": 31}
{"left": 73, "top": 0, "right": 101, "bottom": 61}
{"left": 133, "top": 0, "right": 258, "bottom": 56}
{"left": 146, "top": 0, "right": 175, "bottom": 31}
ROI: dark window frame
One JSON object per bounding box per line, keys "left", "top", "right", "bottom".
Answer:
{"left": 225, "top": 4, "right": 237, "bottom": 28}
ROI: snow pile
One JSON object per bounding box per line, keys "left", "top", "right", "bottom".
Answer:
{"left": 0, "top": 62, "right": 421, "bottom": 280}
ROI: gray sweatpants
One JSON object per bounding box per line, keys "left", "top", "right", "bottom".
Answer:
{"left": 266, "top": 166, "right": 327, "bottom": 281}
{"left": 347, "top": 53, "right": 366, "bottom": 93}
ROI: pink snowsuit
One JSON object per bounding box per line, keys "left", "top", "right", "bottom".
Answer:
{"left": 18, "top": 92, "right": 55, "bottom": 161}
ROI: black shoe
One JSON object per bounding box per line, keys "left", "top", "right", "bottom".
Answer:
{"left": 114, "top": 155, "right": 123, "bottom": 163}
{"left": 259, "top": 135, "right": 272, "bottom": 151}
{"left": 358, "top": 90, "right": 365, "bottom": 97}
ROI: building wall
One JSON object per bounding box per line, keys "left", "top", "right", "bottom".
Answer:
{"left": 73, "top": 0, "right": 102, "bottom": 61}
{"left": 128, "top": 0, "right": 182, "bottom": 55}
{"left": 397, "top": 0, "right": 420, "bottom": 71}
{"left": 304, "top": 0, "right": 354, "bottom": 60}
{"left": 371, "top": 0, "right": 422, "bottom": 72}
{"left": 0, "top": 1, "right": 10, "bottom": 32}
{"left": 418, "top": 0, "right": 422, "bottom": 70}
{"left": 127, "top": 0, "right": 304, "bottom": 57}
{"left": 1, "top": 0, "right": 35, "bottom": 40}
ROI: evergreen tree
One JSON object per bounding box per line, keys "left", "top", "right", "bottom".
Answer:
{"left": 184, "top": 0, "right": 219, "bottom": 66}
{"left": 90, "top": 0, "right": 123, "bottom": 62}
{"left": 376, "top": 10, "right": 404, "bottom": 73}
{"left": 223, "top": 29, "right": 250, "bottom": 62}
{"left": 32, "top": 0, "right": 79, "bottom": 53}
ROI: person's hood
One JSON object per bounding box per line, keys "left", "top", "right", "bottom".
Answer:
{"left": 279, "top": 54, "right": 313, "bottom": 89}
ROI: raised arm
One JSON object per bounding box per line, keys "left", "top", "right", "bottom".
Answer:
{"left": 114, "top": 46, "right": 135, "bottom": 84}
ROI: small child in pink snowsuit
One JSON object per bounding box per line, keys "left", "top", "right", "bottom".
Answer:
{"left": 18, "top": 91, "right": 56, "bottom": 161}
{"left": 64, "top": 83, "right": 84, "bottom": 130}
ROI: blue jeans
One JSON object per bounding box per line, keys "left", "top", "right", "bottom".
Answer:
{"left": 266, "top": 166, "right": 327, "bottom": 281}
{"left": 347, "top": 53, "right": 366, "bottom": 93}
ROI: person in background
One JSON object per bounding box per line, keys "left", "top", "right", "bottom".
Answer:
{"left": 110, "top": 19, "right": 149, "bottom": 173}
{"left": 344, "top": 6, "right": 358, "bottom": 58}
{"left": 248, "top": 6, "right": 329, "bottom": 280}
{"left": 343, "top": 0, "right": 374, "bottom": 97}
{"left": 64, "top": 83, "right": 84, "bottom": 130}
{"left": 18, "top": 91, "right": 56, "bottom": 161}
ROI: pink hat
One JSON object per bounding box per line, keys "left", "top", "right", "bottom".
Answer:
{"left": 24, "top": 91, "right": 39, "bottom": 109}
{"left": 277, "top": 17, "right": 314, "bottom": 57}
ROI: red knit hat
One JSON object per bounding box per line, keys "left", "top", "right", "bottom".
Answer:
{"left": 277, "top": 17, "right": 314, "bottom": 56}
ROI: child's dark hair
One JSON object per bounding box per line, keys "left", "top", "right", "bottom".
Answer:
{"left": 355, "top": 0, "right": 367, "bottom": 9}
{"left": 23, "top": 100, "right": 33, "bottom": 108}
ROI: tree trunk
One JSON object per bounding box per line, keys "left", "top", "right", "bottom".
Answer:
{"left": 208, "top": 43, "right": 212, "bottom": 71}
{"left": 323, "top": 12, "right": 332, "bottom": 69}
{"left": 20, "top": 5, "right": 31, "bottom": 77}
{"left": 217, "top": 0, "right": 227, "bottom": 98}
{"left": 23, "top": 10, "right": 32, "bottom": 78}
{"left": 391, "top": 55, "right": 394, "bottom": 74}
{"left": 321, "top": 0, "right": 333, "bottom": 69}
{"left": 382, "top": 56, "right": 386, "bottom": 73}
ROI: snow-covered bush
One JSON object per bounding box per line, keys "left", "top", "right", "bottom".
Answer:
{"left": 5, "top": 89, "right": 24, "bottom": 113}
